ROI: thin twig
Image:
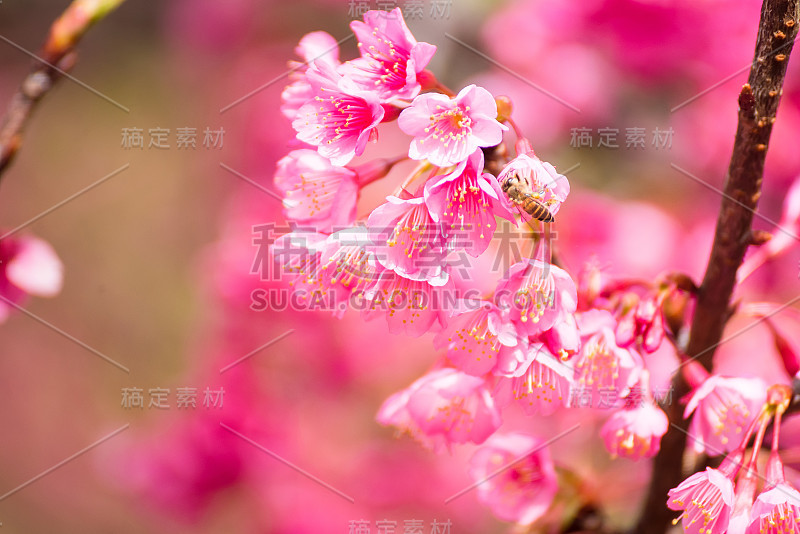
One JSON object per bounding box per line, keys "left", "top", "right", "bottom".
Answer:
{"left": 0, "top": 0, "right": 126, "bottom": 178}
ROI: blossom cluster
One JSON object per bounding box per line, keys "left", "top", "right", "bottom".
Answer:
{"left": 268, "top": 7, "right": 800, "bottom": 530}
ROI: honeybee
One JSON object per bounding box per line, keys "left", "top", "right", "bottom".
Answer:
{"left": 500, "top": 172, "right": 555, "bottom": 223}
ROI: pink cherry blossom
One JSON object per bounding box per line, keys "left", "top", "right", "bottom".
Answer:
{"left": 271, "top": 230, "right": 338, "bottom": 313}
{"left": 343, "top": 8, "right": 436, "bottom": 102}
{"left": 572, "top": 310, "right": 642, "bottom": 401}
{"left": 398, "top": 85, "right": 507, "bottom": 167}
{"left": 424, "top": 149, "right": 515, "bottom": 256}
{"left": 367, "top": 195, "right": 447, "bottom": 281}
{"left": 377, "top": 368, "right": 502, "bottom": 452}
{"left": 468, "top": 432, "right": 558, "bottom": 525}
{"left": 684, "top": 375, "right": 767, "bottom": 455}
{"left": 667, "top": 468, "right": 735, "bottom": 534}
{"left": 600, "top": 402, "right": 668, "bottom": 460}
{"left": 293, "top": 62, "right": 384, "bottom": 166}
{"left": 496, "top": 153, "right": 570, "bottom": 224}
{"left": 615, "top": 294, "right": 666, "bottom": 353}
{"left": 274, "top": 149, "right": 359, "bottom": 231}
{"left": 280, "top": 31, "right": 341, "bottom": 120}
{"left": 493, "top": 344, "right": 573, "bottom": 415}
{"left": 361, "top": 267, "right": 449, "bottom": 337}
{"left": 495, "top": 259, "right": 578, "bottom": 337}
{"left": 0, "top": 235, "right": 63, "bottom": 322}
{"left": 434, "top": 300, "right": 520, "bottom": 376}
{"left": 746, "top": 484, "right": 800, "bottom": 534}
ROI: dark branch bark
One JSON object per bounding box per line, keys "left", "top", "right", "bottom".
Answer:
{"left": 634, "top": 1, "right": 800, "bottom": 532}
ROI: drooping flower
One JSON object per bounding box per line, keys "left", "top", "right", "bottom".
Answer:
{"left": 398, "top": 84, "right": 507, "bottom": 167}
{"left": 274, "top": 149, "right": 359, "bottom": 231}
{"left": 424, "top": 149, "right": 515, "bottom": 256}
{"left": 571, "top": 310, "right": 642, "bottom": 403}
{"left": 468, "top": 432, "right": 558, "bottom": 525}
{"left": 367, "top": 195, "right": 447, "bottom": 281}
{"left": 293, "top": 62, "right": 384, "bottom": 166}
{"left": 271, "top": 230, "right": 340, "bottom": 314}
{"left": 600, "top": 402, "right": 668, "bottom": 460}
{"left": 684, "top": 375, "right": 767, "bottom": 455}
{"left": 668, "top": 467, "right": 736, "bottom": 534}
{"left": 343, "top": 8, "right": 436, "bottom": 102}
{"left": 493, "top": 344, "right": 573, "bottom": 415}
{"left": 496, "top": 153, "right": 570, "bottom": 225}
{"left": 434, "top": 300, "right": 520, "bottom": 376}
{"left": 280, "top": 31, "right": 342, "bottom": 120}
{"left": 0, "top": 235, "right": 63, "bottom": 322}
{"left": 377, "top": 367, "right": 502, "bottom": 452}
{"left": 360, "top": 266, "right": 449, "bottom": 337}
{"left": 495, "top": 259, "right": 578, "bottom": 337}
{"left": 747, "top": 485, "right": 800, "bottom": 534}
{"left": 313, "top": 226, "right": 380, "bottom": 313}
{"left": 615, "top": 293, "right": 666, "bottom": 353}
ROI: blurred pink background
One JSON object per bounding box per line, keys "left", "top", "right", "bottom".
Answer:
{"left": 0, "top": 0, "right": 798, "bottom": 532}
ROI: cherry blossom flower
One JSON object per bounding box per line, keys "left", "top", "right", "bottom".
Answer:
{"left": 684, "top": 375, "right": 767, "bottom": 455}
{"left": 668, "top": 467, "right": 735, "bottom": 534}
{"left": 615, "top": 294, "right": 665, "bottom": 353}
{"left": 434, "top": 300, "right": 520, "bottom": 376}
{"left": 398, "top": 85, "right": 507, "bottom": 167}
{"left": 361, "top": 267, "right": 449, "bottom": 337}
{"left": 343, "top": 8, "right": 436, "bottom": 102}
{"left": 495, "top": 259, "right": 577, "bottom": 337}
{"left": 274, "top": 149, "right": 359, "bottom": 231}
{"left": 600, "top": 402, "right": 668, "bottom": 460}
{"left": 0, "top": 235, "right": 63, "bottom": 322}
{"left": 496, "top": 153, "right": 570, "bottom": 225}
{"left": 571, "top": 310, "right": 642, "bottom": 402}
{"left": 468, "top": 432, "right": 558, "bottom": 525}
{"left": 424, "top": 149, "right": 515, "bottom": 256}
{"left": 493, "top": 344, "right": 573, "bottom": 415}
{"left": 367, "top": 195, "right": 447, "bottom": 281}
{"left": 280, "top": 31, "right": 341, "bottom": 120}
{"left": 747, "top": 485, "right": 800, "bottom": 534}
{"left": 293, "top": 62, "right": 384, "bottom": 166}
{"left": 377, "top": 367, "right": 502, "bottom": 452}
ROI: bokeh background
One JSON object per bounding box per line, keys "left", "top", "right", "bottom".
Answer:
{"left": 0, "top": 0, "right": 798, "bottom": 532}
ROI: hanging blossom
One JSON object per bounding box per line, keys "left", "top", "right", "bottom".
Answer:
{"left": 683, "top": 364, "right": 767, "bottom": 455}
{"left": 398, "top": 85, "right": 507, "bottom": 167}
{"left": 424, "top": 149, "right": 516, "bottom": 257}
{"left": 468, "top": 432, "right": 558, "bottom": 526}
{"left": 361, "top": 266, "right": 450, "bottom": 337}
{"left": 367, "top": 195, "right": 448, "bottom": 282}
{"left": 495, "top": 258, "right": 578, "bottom": 338}
{"left": 493, "top": 343, "right": 574, "bottom": 416}
{"left": 496, "top": 152, "right": 570, "bottom": 225}
{"left": 0, "top": 235, "right": 64, "bottom": 323}
{"left": 571, "top": 309, "right": 642, "bottom": 403}
{"left": 668, "top": 464, "right": 737, "bottom": 534}
{"left": 274, "top": 150, "right": 397, "bottom": 232}
{"left": 615, "top": 292, "right": 666, "bottom": 353}
{"left": 280, "top": 31, "right": 342, "bottom": 120}
{"left": 377, "top": 367, "right": 502, "bottom": 453}
{"left": 600, "top": 374, "right": 668, "bottom": 460}
{"left": 434, "top": 300, "right": 521, "bottom": 377}
{"left": 293, "top": 62, "right": 384, "bottom": 166}
{"left": 343, "top": 7, "right": 436, "bottom": 102}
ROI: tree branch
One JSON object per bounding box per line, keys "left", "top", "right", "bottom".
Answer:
{"left": 0, "top": 0, "right": 126, "bottom": 178}
{"left": 635, "top": 1, "right": 799, "bottom": 532}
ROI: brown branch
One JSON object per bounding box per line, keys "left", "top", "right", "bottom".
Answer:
{"left": 634, "top": 1, "right": 799, "bottom": 533}
{"left": 0, "top": 0, "right": 126, "bottom": 178}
